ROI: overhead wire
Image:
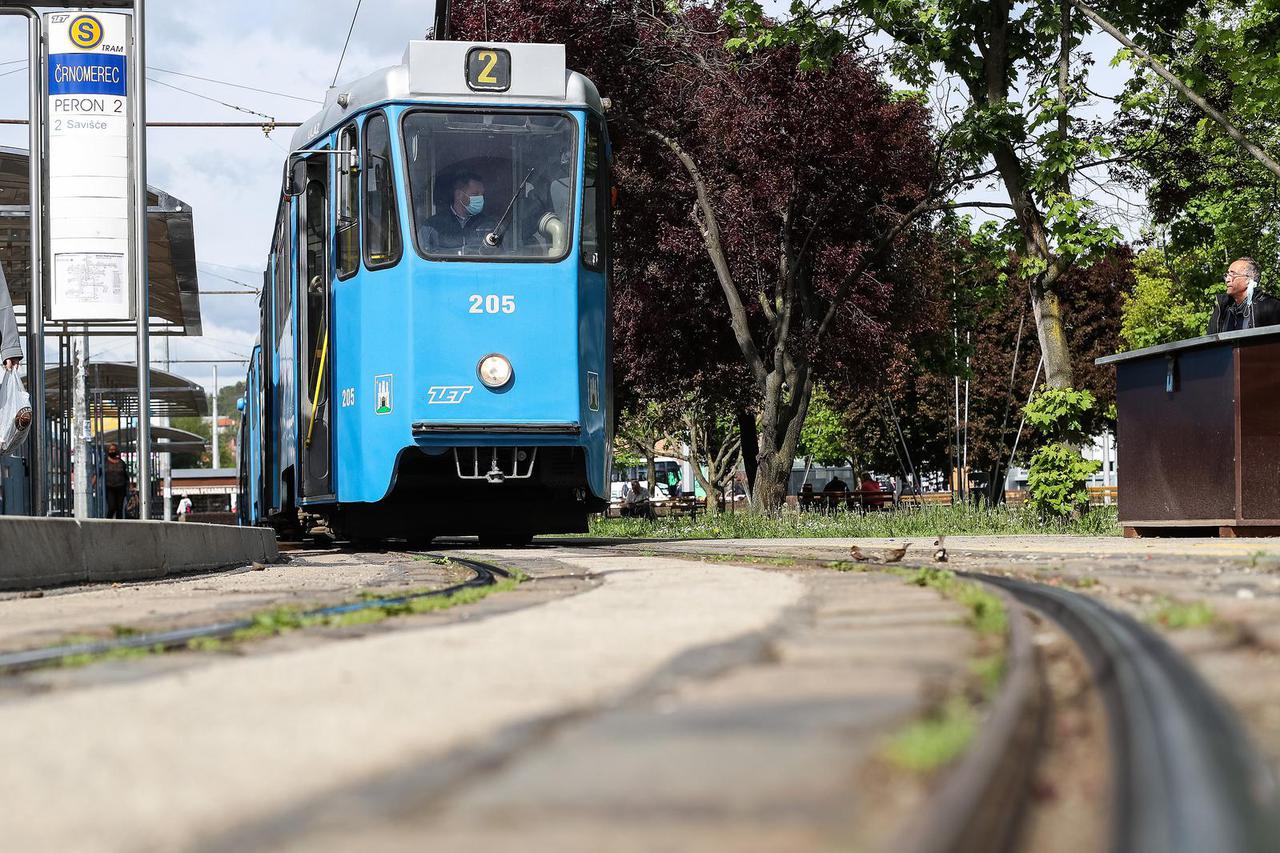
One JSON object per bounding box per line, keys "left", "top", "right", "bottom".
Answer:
{"left": 198, "top": 269, "right": 259, "bottom": 290}
{"left": 150, "top": 66, "right": 321, "bottom": 104}
{"left": 331, "top": 0, "right": 365, "bottom": 87}
{"left": 147, "top": 76, "right": 278, "bottom": 122}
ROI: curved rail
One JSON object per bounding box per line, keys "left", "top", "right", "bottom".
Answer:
{"left": 976, "top": 573, "right": 1280, "bottom": 853}
{"left": 0, "top": 555, "right": 509, "bottom": 676}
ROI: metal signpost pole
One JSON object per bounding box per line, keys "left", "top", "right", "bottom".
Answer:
{"left": 211, "top": 363, "right": 219, "bottom": 469}
{"left": 131, "top": 0, "right": 151, "bottom": 519}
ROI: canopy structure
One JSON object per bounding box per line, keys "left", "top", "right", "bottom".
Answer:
{"left": 44, "top": 362, "right": 209, "bottom": 418}
{"left": 94, "top": 425, "right": 207, "bottom": 456}
{"left": 0, "top": 146, "right": 202, "bottom": 336}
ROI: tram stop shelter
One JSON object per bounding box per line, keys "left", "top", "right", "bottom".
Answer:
{"left": 1, "top": 363, "right": 210, "bottom": 517}
{"left": 0, "top": 147, "right": 204, "bottom": 516}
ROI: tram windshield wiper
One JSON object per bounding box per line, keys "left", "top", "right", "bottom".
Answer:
{"left": 484, "top": 167, "right": 535, "bottom": 248}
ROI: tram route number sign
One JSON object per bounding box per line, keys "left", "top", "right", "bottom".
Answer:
{"left": 45, "top": 11, "right": 135, "bottom": 321}
{"left": 466, "top": 47, "right": 511, "bottom": 92}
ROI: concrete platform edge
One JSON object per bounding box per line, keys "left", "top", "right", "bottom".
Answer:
{"left": 0, "top": 519, "right": 278, "bottom": 591}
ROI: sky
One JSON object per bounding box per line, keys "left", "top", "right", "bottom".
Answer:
{"left": 0, "top": 1, "right": 1142, "bottom": 399}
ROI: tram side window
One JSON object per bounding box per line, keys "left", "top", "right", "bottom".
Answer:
{"left": 272, "top": 209, "right": 289, "bottom": 339}
{"left": 335, "top": 124, "right": 359, "bottom": 279}
{"left": 581, "top": 118, "right": 604, "bottom": 270}
{"left": 363, "top": 112, "right": 401, "bottom": 268}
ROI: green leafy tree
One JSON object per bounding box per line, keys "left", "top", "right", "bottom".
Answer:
{"left": 720, "top": 0, "right": 1195, "bottom": 391}
{"left": 1119, "top": 248, "right": 1211, "bottom": 348}
{"left": 798, "top": 386, "right": 852, "bottom": 468}
{"left": 1111, "top": 1, "right": 1280, "bottom": 342}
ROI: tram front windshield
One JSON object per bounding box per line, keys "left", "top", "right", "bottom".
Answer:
{"left": 403, "top": 111, "right": 576, "bottom": 260}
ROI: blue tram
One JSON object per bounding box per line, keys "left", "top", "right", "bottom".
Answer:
{"left": 238, "top": 40, "right": 613, "bottom": 543}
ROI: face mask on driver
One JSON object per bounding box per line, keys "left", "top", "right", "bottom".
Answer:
{"left": 466, "top": 195, "right": 485, "bottom": 216}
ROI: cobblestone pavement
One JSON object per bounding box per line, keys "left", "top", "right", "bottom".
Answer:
{"left": 6, "top": 535, "right": 1260, "bottom": 852}
{"left": 616, "top": 536, "right": 1280, "bottom": 777}
{"left": 0, "top": 548, "right": 980, "bottom": 853}
{"left": 0, "top": 549, "right": 464, "bottom": 653}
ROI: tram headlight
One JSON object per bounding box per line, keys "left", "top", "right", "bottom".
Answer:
{"left": 477, "top": 354, "right": 514, "bottom": 389}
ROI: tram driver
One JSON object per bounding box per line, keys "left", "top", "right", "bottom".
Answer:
{"left": 419, "top": 172, "right": 497, "bottom": 254}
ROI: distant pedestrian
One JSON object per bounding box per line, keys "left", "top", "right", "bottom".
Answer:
{"left": 93, "top": 443, "right": 130, "bottom": 519}
{"left": 859, "top": 471, "right": 888, "bottom": 510}
{"left": 0, "top": 261, "right": 22, "bottom": 372}
{"left": 0, "top": 261, "right": 30, "bottom": 436}
{"left": 176, "top": 494, "right": 193, "bottom": 521}
{"left": 621, "top": 479, "right": 652, "bottom": 519}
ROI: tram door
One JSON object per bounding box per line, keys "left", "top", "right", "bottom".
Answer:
{"left": 298, "top": 152, "right": 333, "bottom": 499}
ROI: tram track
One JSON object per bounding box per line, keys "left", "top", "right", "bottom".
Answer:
{"left": 973, "top": 572, "right": 1280, "bottom": 853}
{"left": 0, "top": 555, "right": 510, "bottom": 677}
{"left": 573, "top": 542, "right": 1280, "bottom": 851}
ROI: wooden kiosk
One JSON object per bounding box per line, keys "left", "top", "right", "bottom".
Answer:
{"left": 1098, "top": 327, "right": 1280, "bottom": 537}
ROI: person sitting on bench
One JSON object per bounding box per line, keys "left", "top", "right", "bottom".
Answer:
{"left": 621, "top": 479, "right": 653, "bottom": 519}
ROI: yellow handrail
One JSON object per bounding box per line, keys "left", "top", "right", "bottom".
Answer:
{"left": 304, "top": 324, "right": 329, "bottom": 449}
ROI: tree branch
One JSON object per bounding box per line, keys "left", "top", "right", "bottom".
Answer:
{"left": 1072, "top": 0, "right": 1280, "bottom": 181}
{"left": 648, "top": 128, "right": 769, "bottom": 385}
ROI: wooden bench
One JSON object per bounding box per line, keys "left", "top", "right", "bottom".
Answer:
{"left": 798, "top": 489, "right": 893, "bottom": 513}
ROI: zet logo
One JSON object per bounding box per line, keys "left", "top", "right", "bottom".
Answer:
{"left": 69, "top": 15, "right": 104, "bottom": 50}
{"left": 427, "top": 386, "right": 473, "bottom": 405}
{"left": 374, "top": 374, "right": 393, "bottom": 415}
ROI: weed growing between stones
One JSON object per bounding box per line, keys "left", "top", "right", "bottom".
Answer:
{"left": 1148, "top": 597, "right": 1217, "bottom": 630}
{"left": 46, "top": 574, "right": 524, "bottom": 670}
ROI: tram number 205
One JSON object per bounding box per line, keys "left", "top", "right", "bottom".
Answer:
{"left": 469, "top": 294, "right": 516, "bottom": 315}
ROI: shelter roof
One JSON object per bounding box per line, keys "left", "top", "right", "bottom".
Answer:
{"left": 44, "top": 362, "right": 209, "bottom": 418}
{"left": 95, "top": 425, "right": 207, "bottom": 456}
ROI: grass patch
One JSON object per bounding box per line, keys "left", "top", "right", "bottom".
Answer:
{"left": 44, "top": 576, "right": 523, "bottom": 670}
{"left": 904, "top": 566, "right": 1008, "bottom": 637}
{"left": 1149, "top": 598, "right": 1217, "bottom": 630}
{"left": 969, "top": 654, "right": 1007, "bottom": 700}
{"left": 884, "top": 697, "right": 977, "bottom": 772}
{"left": 585, "top": 504, "right": 1120, "bottom": 540}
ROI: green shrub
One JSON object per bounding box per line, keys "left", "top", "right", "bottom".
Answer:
{"left": 1023, "top": 386, "right": 1102, "bottom": 518}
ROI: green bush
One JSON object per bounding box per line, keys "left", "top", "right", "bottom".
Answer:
{"left": 1025, "top": 442, "right": 1100, "bottom": 517}
{"left": 1023, "top": 387, "right": 1102, "bottom": 518}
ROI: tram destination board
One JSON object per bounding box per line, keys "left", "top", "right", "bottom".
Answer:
{"left": 45, "top": 11, "right": 134, "bottom": 321}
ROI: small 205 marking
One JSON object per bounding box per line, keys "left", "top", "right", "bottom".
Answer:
{"left": 341, "top": 387, "right": 356, "bottom": 407}
{"left": 469, "top": 294, "right": 516, "bottom": 315}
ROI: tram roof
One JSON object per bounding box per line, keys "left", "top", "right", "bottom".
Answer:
{"left": 0, "top": 147, "right": 202, "bottom": 337}
{"left": 291, "top": 40, "right": 604, "bottom": 154}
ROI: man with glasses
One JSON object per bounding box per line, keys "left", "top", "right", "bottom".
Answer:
{"left": 1209, "top": 257, "right": 1280, "bottom": 334}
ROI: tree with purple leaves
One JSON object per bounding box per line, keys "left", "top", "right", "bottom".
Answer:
{"left": 451, "top": 1, "right": 955, "bottom": 512}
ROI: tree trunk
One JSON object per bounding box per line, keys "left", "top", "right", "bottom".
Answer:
{"left": 752, "top": 451, "right": 790, "bottom": 513}
{"left": 1029, "top": 282, "right": 1075, "bottom": 388}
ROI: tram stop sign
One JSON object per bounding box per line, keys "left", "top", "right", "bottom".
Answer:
{"left": 45, "top": 11, "right": 135, "bottom": 321}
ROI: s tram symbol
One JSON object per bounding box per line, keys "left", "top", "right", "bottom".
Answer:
{"left": 374, "top": 374, "right": 393, "bottom": 415}
{"left": 69, "top": 15, "right": 104, "bottom": 49}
